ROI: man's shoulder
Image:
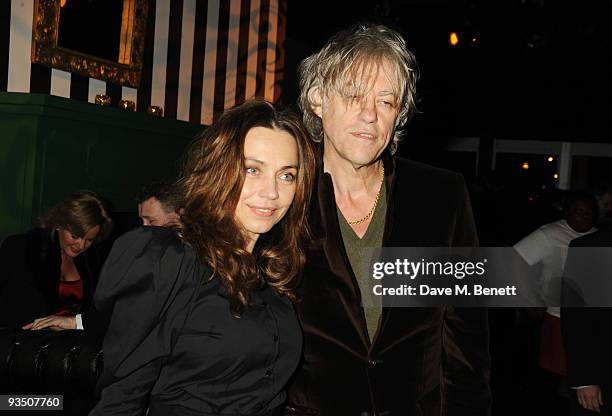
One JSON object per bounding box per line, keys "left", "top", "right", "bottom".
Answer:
{"left": 0, "top": 228, "right": 50, "bottom": 255}
{"left": 570, "top": 229, "right": 612, "bottom": 247}
{"left": 393, "top": 157, "right": 464, "bottom": 188}
{"left": 98, "top": 227, "right": 206, "bottom": 299}
{"left": 539, "top": 219, "right": 566, "bottom": 233}
{"left": 520, "top": 221, "right": 568, "bottom": 248}
{"left": 394, "top": 157, "right": 462, "bottom": 179}
{"left": 111, "top": 226, "right": 187, "bottom": 259}
{"left": 118, "top": 225, "right": 181, "bottom": 243}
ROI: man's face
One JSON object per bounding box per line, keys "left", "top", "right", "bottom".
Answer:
{"left": 315, "top": 60, "right": 399, "bottom": 168}
{"left": 138, "top": 197, "right": 178, "bottom": 227}
{"left": 566, "top": 199, "right": 597, "bottom": 233}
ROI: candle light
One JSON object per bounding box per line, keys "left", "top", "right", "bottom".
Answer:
{"left": 119, "top": 100, "right": 136, "bottom": 111}
{"left": 147, "top": 105, "right": 163, "bottom": 117}
{"left": 95, "top": 94, "right": 111, "bottom": 106}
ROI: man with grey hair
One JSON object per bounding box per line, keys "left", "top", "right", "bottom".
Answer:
{"left": 285, "top": 24, "right": 491, "bottom": 415}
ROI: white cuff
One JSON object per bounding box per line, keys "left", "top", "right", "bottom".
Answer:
{"left": 75, "top": 314, "right": 84, "bottom": 330}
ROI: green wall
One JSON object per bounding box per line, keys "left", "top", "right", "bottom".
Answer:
{"left": 0, "top": 92, "right": 202, "bottom": 240}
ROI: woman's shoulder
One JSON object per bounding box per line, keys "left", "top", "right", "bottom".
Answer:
{"left": 96, "top": 227, "right": 210, "bottom": 306}
{"left": 0, "top": 233, "right": 29, "bottom": 253}
{"left": 112, "top": 226, "right": 185, "bottom": 254}
{"left": 107, "top": 226, "right": 208, "bottom": 276}
{"left": 0, "top": 228, "right": 54, "bottom": 260}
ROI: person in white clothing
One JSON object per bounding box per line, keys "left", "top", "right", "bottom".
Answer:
{"left": 514, "top": 191, "right": 598, "bottom": 413}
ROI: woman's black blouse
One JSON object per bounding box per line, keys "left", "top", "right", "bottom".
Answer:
{"left": 90, "top": 227, "right": 303, "bottom": 416}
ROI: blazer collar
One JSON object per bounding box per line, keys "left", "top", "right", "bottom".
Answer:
{"left": 313, "top": 148, "right": 398, "bottom": 348}
{"left": 315, "top": 148, "right": 397, "bottom": 248}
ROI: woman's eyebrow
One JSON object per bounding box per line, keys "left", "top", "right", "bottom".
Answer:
{"left": 280, "top": 164, "right": 299, "bottom": 170}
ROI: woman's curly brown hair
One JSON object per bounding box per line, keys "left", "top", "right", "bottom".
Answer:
{"left": 178, "top": 99, "right": 317, "bottom": 316}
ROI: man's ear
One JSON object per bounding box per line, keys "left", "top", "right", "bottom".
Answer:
{"left": 310, "top": 88, "right": 323, "bottom": 118}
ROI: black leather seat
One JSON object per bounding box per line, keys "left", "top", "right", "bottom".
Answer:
{"left": 0, "top": 328, "right": 103, "bottom": 415}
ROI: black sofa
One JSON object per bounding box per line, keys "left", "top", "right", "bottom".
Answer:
{"left": 0, "top": 328, "right": 102, "bottom": 415}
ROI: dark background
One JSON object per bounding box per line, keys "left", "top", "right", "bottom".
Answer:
{"left": 282, "top": 0, "right": 612, "bottom": 248}
{"left": 283, "top": 0, "right": 612, "bottom": 144}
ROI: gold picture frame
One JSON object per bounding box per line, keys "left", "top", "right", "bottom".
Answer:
{"left": 32, "top": 0, "right": 149, "bottom": 88}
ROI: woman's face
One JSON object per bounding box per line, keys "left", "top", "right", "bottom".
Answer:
{"left": 58, "top": 225, "right": 100, "bottom": 258}
{"left": 234, "top": 126, "right": 299, "bottom": 251}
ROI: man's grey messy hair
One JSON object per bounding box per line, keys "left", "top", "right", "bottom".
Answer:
{"left": 298, "top": 23, "right": 418, "bottom": 154}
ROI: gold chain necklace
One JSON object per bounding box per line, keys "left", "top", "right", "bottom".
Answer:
{"left": 347, "top": 164, "right": 385, "bottom": 225}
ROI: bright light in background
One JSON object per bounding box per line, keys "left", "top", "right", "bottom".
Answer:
{"left": 449, "top": 32, "right": 459, "bottom": 47}
{"left": 553, "top": 173, "right": 559, "bottom": 179}
{"left": 522, "top": 162, "right": 530, "bottom": 170}
{"left": 60, "top": 0, "right": 67, "bottom": 7}
{"left": 547, "top": 156, "right": 554, "bottom": 162}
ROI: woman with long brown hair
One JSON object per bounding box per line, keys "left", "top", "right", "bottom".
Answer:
{"left": 90, "top": 99, "right": 316, "bottom": 416}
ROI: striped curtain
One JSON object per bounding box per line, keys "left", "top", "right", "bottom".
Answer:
{"left": 0, "top": 0, "right": 286, "bottom": 126}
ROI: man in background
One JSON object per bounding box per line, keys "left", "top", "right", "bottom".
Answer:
{"left": 137, "top": 182, "right": 180, "bottom": 227}
{"left": 562, "top": 229, "right": 612, "bottom": 416}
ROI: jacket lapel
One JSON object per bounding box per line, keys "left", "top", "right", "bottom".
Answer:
{"left": 316, "top": 171, "right": 371, "bottom": 348}
{"left": 314, "top": 151, "right": 400, "bottom": 350}
{"left": 371, "top": 152, "right": 397, "bottom": 348}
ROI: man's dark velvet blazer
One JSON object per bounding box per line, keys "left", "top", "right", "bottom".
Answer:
{"left": 286, "top": 152, "right": 491, "bottom": 416}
